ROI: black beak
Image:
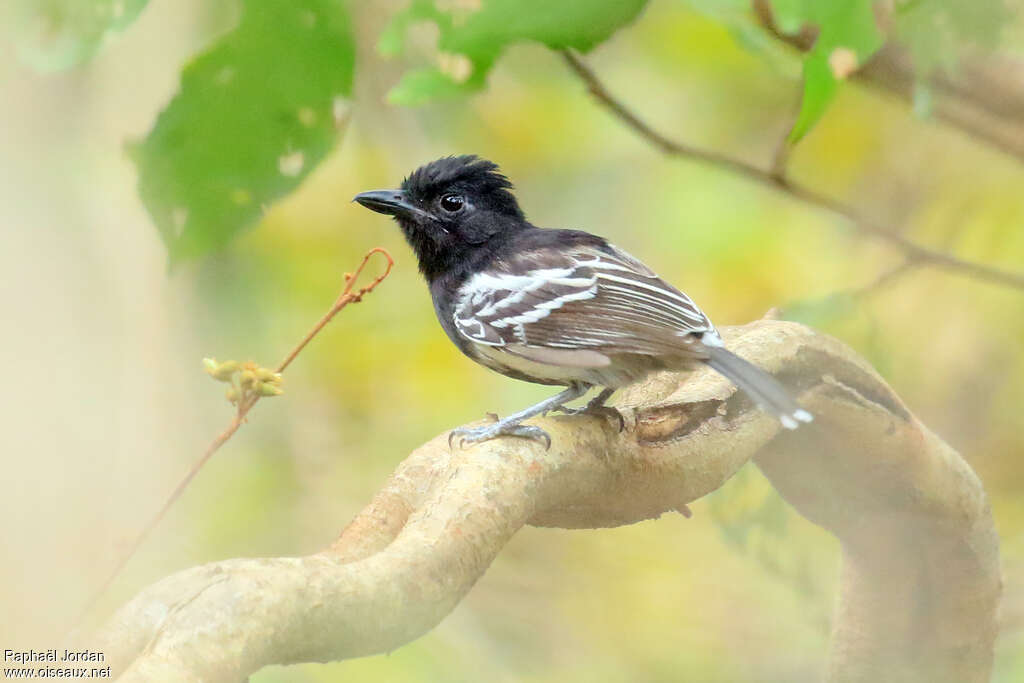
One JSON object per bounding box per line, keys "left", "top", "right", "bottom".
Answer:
{"left": 353, "top": 189, "right": 422, "bottom": 219}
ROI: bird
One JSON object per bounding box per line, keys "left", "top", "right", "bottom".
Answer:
{"left": 354, "top": 155, "right": 812, "bottom": 448}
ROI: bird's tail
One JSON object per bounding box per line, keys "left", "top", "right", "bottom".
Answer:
{"left": 702, "top": 344, "right": 812, "bottom": 430}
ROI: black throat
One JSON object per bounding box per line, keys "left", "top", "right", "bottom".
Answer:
{"left": 398, "top": 213, "right": 528, "bottom": 284}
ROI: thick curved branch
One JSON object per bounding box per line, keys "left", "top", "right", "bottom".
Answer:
{"left": 559, "top": 50, "right": 1024, "bottom": 293}
{"left": 94, "top": 321, "right": 1000, "bottom": 682}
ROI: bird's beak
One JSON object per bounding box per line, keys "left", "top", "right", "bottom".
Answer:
{"left": 353, "top": 189, "right": 421, "bottom": 219}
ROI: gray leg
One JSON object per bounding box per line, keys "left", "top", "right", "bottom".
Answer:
{"left": 585, "top": 387, "right": 616, "bottom": 411}
{"left": 552, "top": 387, "right": 624, "bottom": 431}
{"left": 450, "top": 383, "right": 590, "bottom": 450}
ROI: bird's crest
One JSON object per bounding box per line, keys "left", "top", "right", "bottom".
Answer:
{"left": 402, "top": 155, "right": 515, "bottom": 199}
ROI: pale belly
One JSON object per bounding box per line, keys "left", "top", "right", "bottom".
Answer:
{"left": 472, "top": 343, "right": 677, "bottom": 388}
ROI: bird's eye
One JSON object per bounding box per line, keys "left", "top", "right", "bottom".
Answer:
{"left": 439, "top": 193, "right": 465, "bottom": 213}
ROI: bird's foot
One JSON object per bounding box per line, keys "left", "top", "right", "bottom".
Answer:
{"left": 448, "top": 422, "right": 551, "bottom": 450}
{"left": 553, "top": 403, "right": 625, "bottom": 432}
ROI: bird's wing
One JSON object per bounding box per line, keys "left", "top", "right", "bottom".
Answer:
{"left": 452, "top": 242, "right": 716, "bottom": 359}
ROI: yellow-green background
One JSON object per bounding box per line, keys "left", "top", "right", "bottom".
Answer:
{"left": 2, "top": 1, "right": 1022, "bottom": 680}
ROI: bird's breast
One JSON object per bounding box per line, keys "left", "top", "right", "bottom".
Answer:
{"left": 470, "top": 343, "right": 658, "bottom": 388}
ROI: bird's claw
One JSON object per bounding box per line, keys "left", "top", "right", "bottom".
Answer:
{"left": 551, "top": 405, "right": 584, "bottom": 417}
{"left": 448, "top": 423, "right": 551, "bottom": 451}
{"left": 553, "top": 404, "right": 625, "bottom": 432}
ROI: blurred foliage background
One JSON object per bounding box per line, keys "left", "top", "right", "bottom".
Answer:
{"left": 2, "top": 0, "right": 1023, "bottom": 680}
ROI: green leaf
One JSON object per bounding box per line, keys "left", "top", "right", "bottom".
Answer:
{"left": 788, "top": 51, "right": 839, "bottom": 142}
{"left": 388, "top": 67, "right": 472, "bottom": 106}
{"left": 12, "top": 0, "right": 149, "bottom": 72}
{"left": 780, "top": 0, "right": 883, "bottom": 142}
{"left": 133, "top": 0, "right": 355, "bottom": 263}
{"left": 383, "top": 0, "right": 650, "bottom": 105}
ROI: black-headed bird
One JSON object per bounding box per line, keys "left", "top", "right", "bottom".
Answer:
{"left": 355, "top": 156, "right": 811, "bottom": 448}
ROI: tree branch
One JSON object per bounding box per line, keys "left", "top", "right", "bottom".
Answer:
{"left": 752, "top": 0, "right": 1024, "bottom": 164}
{"left": 559, "top": 50, "right": 1024, "bottom": 293}
{"left": 93, "top": 320, "right": 1000, "bottom": 682}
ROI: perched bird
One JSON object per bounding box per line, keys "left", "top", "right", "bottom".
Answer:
{"left": 355, "top": 155, "right": 811, "bottom": 448}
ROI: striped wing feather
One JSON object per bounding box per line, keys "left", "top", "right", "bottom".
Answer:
{"left": 453, "top": 242, "right": 715, "bottom": 359}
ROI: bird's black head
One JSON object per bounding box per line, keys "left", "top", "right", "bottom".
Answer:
{"left": 354, "top": 156, "right": 526, "bottom": 280}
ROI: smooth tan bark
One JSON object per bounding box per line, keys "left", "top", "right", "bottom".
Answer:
{"left": 94, "top": 320, "right": 1000, "bottom": 682}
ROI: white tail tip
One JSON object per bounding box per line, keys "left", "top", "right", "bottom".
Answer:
{"left": 780, "top": 409, "right": 813, "bottom": 430}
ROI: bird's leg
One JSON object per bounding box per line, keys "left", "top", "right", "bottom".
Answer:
{"left": 552, "top": 387, "right": 624, "bottom": 431}
{"left": 449, "top": 383, "right": 590, "bottom": 450}
{"left": 564, "top": 387, "right": 615, "bottom": 412}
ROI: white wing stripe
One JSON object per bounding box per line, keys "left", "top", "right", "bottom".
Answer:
{"left": 491, "top": 284, "right": 598, "bottom": 327}
{"left": 594, "top": 307, "right": 698, "bottom": 334}
{"left": 599, "top": 281, "right": 707, "bottom": 324}
{"left": 600, "top": 284, "right": 702, "bottom": 317}
{"left": 464, "top": 270, "right": 596, "bottom": 317}
{"left": 453, "top": 244, "right": 715, "bottom": 348}
{"left": 595, "top": 272, "right": 703, "bottom": 311}
{"left": 572, "top": 256, "right": 636, "bottom": 273}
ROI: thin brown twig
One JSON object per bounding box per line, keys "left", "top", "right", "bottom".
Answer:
{"left": 769, "top": 89, "right": 802, "bottom": 183}
{"left": 752, "top": 0, "right": 1024, "bottom": 165}
{"left": 276, "top": 247, "right": 395, "bottom": 374}
{"left": 71, "top": 247, "right": 394, "bottom": 633}
{"left": 769, "top": 136, "right": 792, "bottom": 183}
{"left": 560, "top": 50, "right": 1024, "bottom": 293}
{"left": 850, "top": 259, "right": 918, "bottom": 300}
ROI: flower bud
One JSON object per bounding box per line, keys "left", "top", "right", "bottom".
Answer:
{"left": 255, "top": 368, "right": 283, "bottom": 384}
{"left": 258, "top": 382, "right": 284, "bottom": 397}
{"left": 239, "top": 370, "right": 257, "bottom": 388}
{"left": 209, "top": 360, "right": 240, "bottom": 381}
